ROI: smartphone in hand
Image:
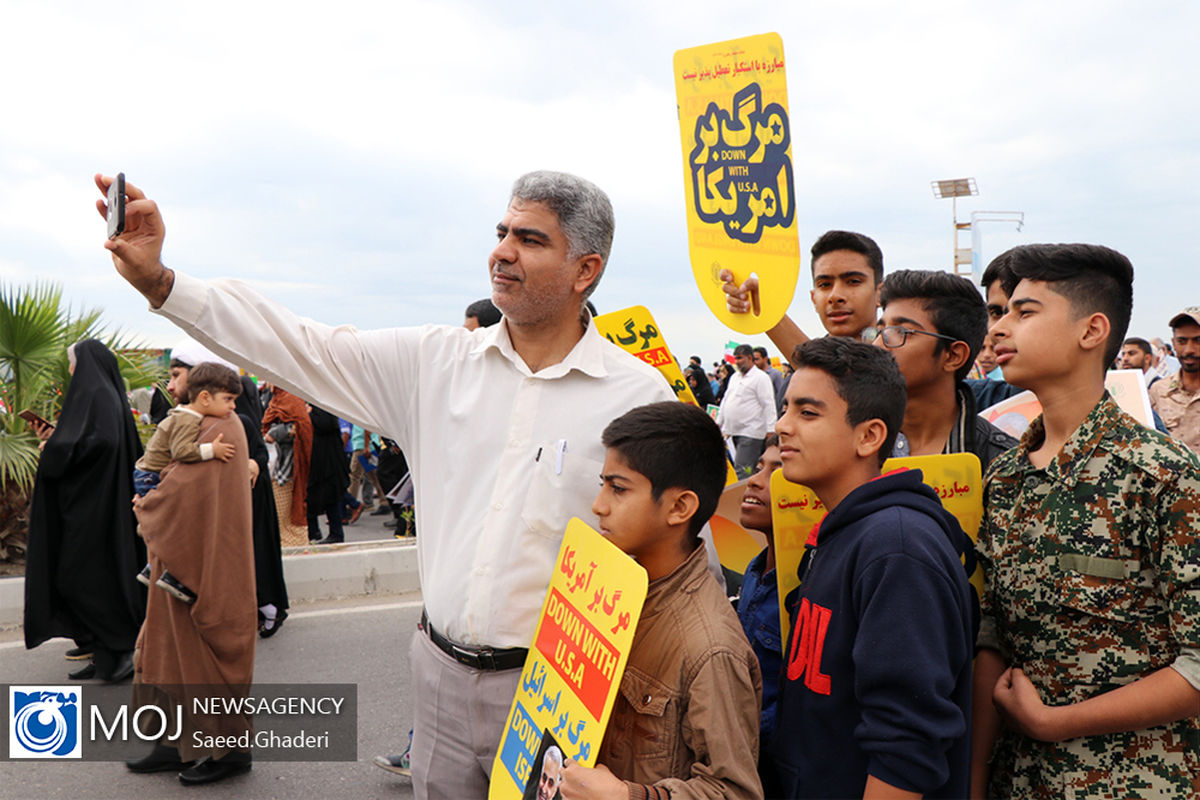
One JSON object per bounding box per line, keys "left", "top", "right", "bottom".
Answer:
{"left": 18, "top": 409, "right": 53, "bottom": 430}
{"left": 107, "top": 172, "right": 125, "bottom": 239}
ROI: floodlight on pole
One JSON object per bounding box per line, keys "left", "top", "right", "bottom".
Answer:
{"left": 931, "top": 177, "right": 978, "bottom": 275}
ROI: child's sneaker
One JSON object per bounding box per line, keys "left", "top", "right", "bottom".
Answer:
{"left": 372, "top": 730, "right": 412, "bottom": 776}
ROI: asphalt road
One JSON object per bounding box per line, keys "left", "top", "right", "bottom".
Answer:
{"left": 0, "top": 593, "right": 422, "bottom": 799}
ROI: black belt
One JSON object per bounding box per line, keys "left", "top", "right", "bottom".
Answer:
{"left": 420, "top": 610, "right": 528, "bottom": 672}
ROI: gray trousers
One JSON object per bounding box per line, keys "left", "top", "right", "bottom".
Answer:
{"left": 731, "top": 434, "right": 766, "bottom": 478}
{"left": 409, "top": 628, "right": 522, "bottom": 799}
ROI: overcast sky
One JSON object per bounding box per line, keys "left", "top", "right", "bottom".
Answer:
{"left": 2, "top": 0, "right": 1197, "bottom": 369}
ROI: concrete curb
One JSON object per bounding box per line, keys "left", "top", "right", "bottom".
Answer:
{"left": 0, "top": 539, "right": 419, "bottom": 632}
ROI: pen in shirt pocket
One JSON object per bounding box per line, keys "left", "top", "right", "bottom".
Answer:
{"left": 554, "top": 439, "right": 567, "bottom": 475}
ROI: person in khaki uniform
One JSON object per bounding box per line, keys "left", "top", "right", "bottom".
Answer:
{"left": 972, "top": 245, "right": 1200, "bottom": 799}
{"left": 1149, "top": 306, "right": 1200, "bottom": 454}
{"left": 561, "top": 402, "right": 762, "bottom": 800}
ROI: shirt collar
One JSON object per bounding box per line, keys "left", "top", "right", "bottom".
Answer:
{"left": 1003, "top": 392, "right": 1121, "bottom": 488}
{"left": 470, "top": 314, "right": 609, "bottom": 380}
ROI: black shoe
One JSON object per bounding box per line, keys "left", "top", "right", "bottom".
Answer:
{"left": 178, "top": 752, "right": 252, "bottom": 785}
{"left": 101, "top": 651, "right": 135, "bottom": 683}
{"left": 126, "top": 743, "right": 195, "bottom": 774}
{"left": 68, "top": 662, "right": 95, "bottom": 680}
{"left": 156, "top": 571, "right": 197, "bottom": 604}
{"left": 65, "top": 645, "right": 93, "bottom": 661}
{"left": 383, "top": 519, "right": 398, "bottom": 529}
{"left": 370, "top": 505, "right": 392, "bottom": 516}
{"left": 316, "top": 535, "right": 344, "bottom": 545}
{"left": 259, "top": 609, "right": 288, "bottom": 639}
{"left": 136, "top": 564, "right": 151, "bottom": 587}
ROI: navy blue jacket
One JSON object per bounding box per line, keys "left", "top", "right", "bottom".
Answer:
{"left": 771, "top": 469, "right": 975, "bottom": 799}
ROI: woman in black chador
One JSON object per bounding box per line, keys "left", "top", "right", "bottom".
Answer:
{"left": 234, "top": 375, "right": 290, "bottom": 637}
{"left": 24, "top": 339, "right": 145, "bottom": 682}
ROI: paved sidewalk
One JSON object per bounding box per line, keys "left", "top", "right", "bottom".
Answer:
{"left": 0, "top": 503, "right": 417, "bottom": 631}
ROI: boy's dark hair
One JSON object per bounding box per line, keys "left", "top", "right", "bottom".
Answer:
{"left": 1123, "top": 337, "right": 1152, "bottom": 357}
{"left": 811, "top": 230, "right": 884, "bottom": 285}
{"left": 601, "top": 402, "right": 727, "bottom": 540}
{"left": 1001, "top": 244, "right": 1134, "bottom": 366}
{"left": 879, "top": 269, "right": 988, "bottom": 383}
{"left": 464, "top": 298, "right": 502, "bottom": 328}
{"left": 790, "top": 337, "right": 906, "bottom": 466}
{"left": 752, "top": 346, "right": 769, "bottom": 360}
{"left": 763, "top": 432, "right": 779, "bottom": 450}
{"left": 733, "top": 343, "right": 753, "bottom": 358}
{"left": 980, "top": 248, "right": 1016, "bottom": 291}
{"left": 186, "top": 362, "right": 243, "bottom": 403}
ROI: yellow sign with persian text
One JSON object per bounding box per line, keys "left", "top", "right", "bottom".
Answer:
{"left": 490, "top": 519, "right": 648, "bottom": 799}
{"left": 770, "top": 454, "right": 982, "bottom": 654}
{"left": 594, "top": 305, "right": 697, "bottom": 405}
{"left": 674, "top": 33, "right": 799, "bottom": 334}
{"left": 769, "top": 472, "right": 826, "bottom": 649}
{"left": 884, "top": 454, "right": 984, "bottom": 597}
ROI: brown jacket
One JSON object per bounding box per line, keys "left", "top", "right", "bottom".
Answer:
{"left": 598, "top": 543, "right": 764, "bottom": 799}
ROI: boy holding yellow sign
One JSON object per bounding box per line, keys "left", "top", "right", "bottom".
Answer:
{"left": 771, "top": 338, "right": 975, "bottom": 799}
{"left": 561, "top": 402, "right": 762, "bottom": 800}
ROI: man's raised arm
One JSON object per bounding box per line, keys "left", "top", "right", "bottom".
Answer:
{"left": 94, "top": 173, "right": 175, "bottom": 307}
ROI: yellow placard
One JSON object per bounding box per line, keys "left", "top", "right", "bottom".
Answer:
{"left": 709, "top": 478, "right": 769, "bottom": 576}
{"left": 674, "top": 33, "right": 799, "bottom": 334}
{"left": 769, "top": 472, "right": 827, "bottom": 649}
{"left": 490, "top": 519, "right": 648, "bottom": 799}
{"left": 594, "top": 305, "right": 697, "bottom": 405}
{"left": 770, "top": 454, "right": 983, "bottom": 654}
{"left": 883, "top": 454, "right": 984, "bottom": 597}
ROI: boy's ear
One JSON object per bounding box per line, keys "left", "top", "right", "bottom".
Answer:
{"left": 854, "top": 418, "right": 889, "bottom": 462}
{"left": 662, "top": 488, "right": 701, "bottom": 530}
{"left": 940, "top": 340, "right": 972, "bottom": 375}
{"left": 1078, "top": 312, "right": 1111, "bottom": 356}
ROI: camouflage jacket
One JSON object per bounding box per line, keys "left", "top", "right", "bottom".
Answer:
{"left": 977, "top": 393, "right": 1200, "bottom": 799}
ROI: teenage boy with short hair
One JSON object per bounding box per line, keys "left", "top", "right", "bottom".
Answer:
{"left": 771, "top": 337, "right": 975, "bottom": 799}
{"left": 868, "top": 268, "right": 1016, "bottom": 466}
{"left": 721, "top": 230, "right": 884, "bottom": 366}
{"left": 971, "top": 244, "right": 1200, "bottom": 798}
{"left": 560, "top": 402, "right": 763, "bottom": 800}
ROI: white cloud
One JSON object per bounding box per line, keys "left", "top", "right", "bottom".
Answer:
{"left": 0, "top": 0, "right": 1195, "bottom": 356}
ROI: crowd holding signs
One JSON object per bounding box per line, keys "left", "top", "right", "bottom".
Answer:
{"left": 28, "top": 22, "right": 1194, "bottom": 800}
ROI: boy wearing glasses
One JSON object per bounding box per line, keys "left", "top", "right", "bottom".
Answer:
{"left": 867, "top": 269, "right": 1016, "bottom": 465}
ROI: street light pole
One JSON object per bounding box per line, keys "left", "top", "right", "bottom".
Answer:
{"left": 931, "top": 177, "right": 978, "bottom": 275}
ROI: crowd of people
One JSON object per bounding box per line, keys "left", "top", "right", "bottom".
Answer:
{"left": 15, "top": 168, "right": 1196, "bottom": 796}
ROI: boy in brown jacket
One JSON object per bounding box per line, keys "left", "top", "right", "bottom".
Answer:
{"left": 560, "top": 402, "right": 763, "bottom": 800}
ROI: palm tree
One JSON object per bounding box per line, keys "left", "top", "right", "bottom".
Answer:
{"left": 0, "top": 281, "right": 165, "bottom": 561}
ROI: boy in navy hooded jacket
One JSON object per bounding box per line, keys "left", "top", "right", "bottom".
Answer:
{"left": 771, "top": 337, "right": 975, "bottom": 799}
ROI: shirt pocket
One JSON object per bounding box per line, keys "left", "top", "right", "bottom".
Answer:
{"left": 520, "top": 447, "right": 603, "bottom": 541}
{"left": 1054, "top": 553, "right": 1155, "bottom": 624}
{"left": 612, "top": 669, "right": 679, "bottom": 762}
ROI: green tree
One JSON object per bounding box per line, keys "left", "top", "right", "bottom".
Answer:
{"left": 0, "top": 281, "right": 165, "bottom": 560}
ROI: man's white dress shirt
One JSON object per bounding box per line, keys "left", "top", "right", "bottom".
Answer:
{"left": 717, "top": 366, "right": 778, "bottom": 439}
{"left": 155, "top": 272, "right": 675, "bottom": 648}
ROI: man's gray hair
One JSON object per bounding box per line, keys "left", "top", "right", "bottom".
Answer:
{"left": 543, "top": 745, "right": 564, "bottom": 768}
{"left": 511, "top": 171, "right": 614, "bottom": 301}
